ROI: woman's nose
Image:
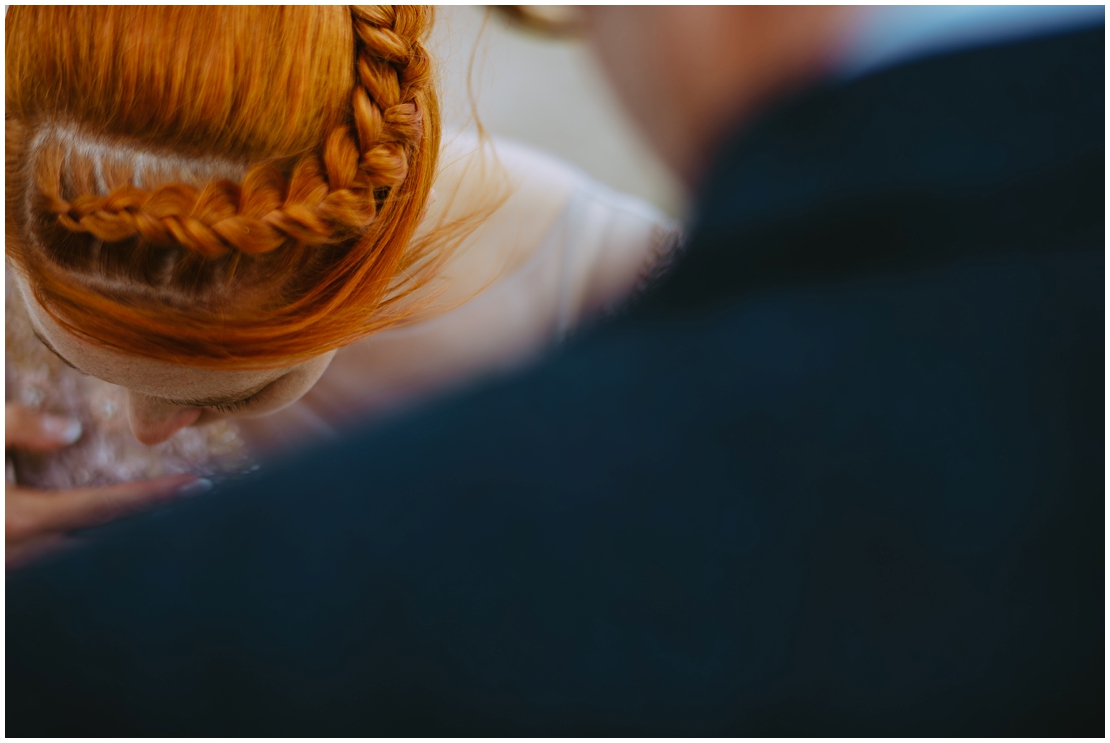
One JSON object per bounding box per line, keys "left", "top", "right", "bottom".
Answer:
{"left": 127, "top": 392, "right": 202, "bottom": 445}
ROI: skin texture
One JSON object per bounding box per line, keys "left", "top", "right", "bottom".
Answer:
{"left": 584, "top": 6, "right": 860, "bottom": 188}
{"left": 14, "top": 275, "right": 334, "bottom": 445}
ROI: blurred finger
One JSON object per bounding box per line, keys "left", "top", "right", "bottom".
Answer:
{"left": 6, "top": 475, "right": 206, "bottom": 542}
{"left": 5, "top": 403, "right": 83, "bottom": 451}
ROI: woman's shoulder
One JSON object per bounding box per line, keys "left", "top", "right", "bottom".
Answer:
{"left": 425, "top": 131, "right": 586, "bottom": 267}
{"left": 438, "top": 129, "right": 586, "bottom": 198}
{"left": 438, "top": 130, "right": 674, "bottom": 230}
{"left": 424, "top": 130, "right": 679, "bottom": 309}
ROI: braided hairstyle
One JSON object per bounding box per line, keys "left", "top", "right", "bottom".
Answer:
{"left": 6, "top": 6, "right": 441, "bottom": 369}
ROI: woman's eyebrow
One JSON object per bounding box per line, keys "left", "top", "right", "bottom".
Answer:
{"left": 160, "top": 384, "right": 270, "bottom": 408}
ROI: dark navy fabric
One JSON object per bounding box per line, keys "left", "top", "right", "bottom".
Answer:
{"left": 6, "top": 28, "right": 1104, "bottom": 736}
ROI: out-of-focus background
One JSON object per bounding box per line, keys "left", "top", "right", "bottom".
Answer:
{"left": 428, "top": 6, "right": 685, "bottom": 218}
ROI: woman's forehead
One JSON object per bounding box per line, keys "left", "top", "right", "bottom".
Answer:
{"left": 17, "top": 275, "right": 286, "bottom": 401}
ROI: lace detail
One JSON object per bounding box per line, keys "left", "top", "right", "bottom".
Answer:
{"left": 595, "top": 218, "right": 687, "bottom": 324}
{"left": 635, "top": 220, "right": 688, "bottom": 301}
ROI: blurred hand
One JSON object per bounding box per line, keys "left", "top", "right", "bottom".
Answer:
{"left": 6, "top": 402, "right": 205, "bottom": 569}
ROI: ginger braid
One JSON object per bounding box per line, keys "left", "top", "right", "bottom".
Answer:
{"left": 36, "top": 6, "right": 432, "bottom": 260}
{"left": 7, "top": 6, "right": 443, "bottom": 369}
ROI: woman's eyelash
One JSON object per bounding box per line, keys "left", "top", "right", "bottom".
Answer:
{"left": 208, "top": 391, "right": 263, "bottom": 414}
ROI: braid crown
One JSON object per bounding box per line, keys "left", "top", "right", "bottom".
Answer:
{"left": 37, "top": 6, "right": 432, "bottom": 259}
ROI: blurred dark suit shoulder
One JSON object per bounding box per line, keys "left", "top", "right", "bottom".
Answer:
{"left": 7, "top": 27, "right": 1103, "bottom": 736}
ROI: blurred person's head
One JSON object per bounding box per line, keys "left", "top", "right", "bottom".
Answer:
{"left": 584, "top": 6, "right": 858, "bottom": 187}
{"left": 6, "top": 6, "right": 441, "bottom": 444}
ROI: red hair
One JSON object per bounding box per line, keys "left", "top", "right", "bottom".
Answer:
{"left": 6, "top": 6, "right": 441, "bottom": 369}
